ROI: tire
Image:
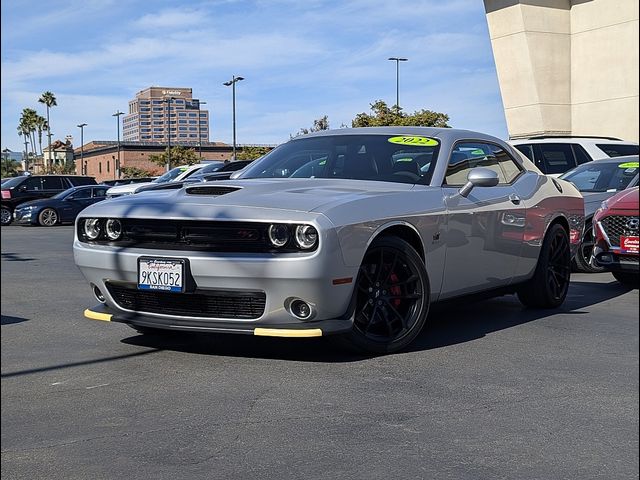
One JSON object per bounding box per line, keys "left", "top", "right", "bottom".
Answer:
{"left": 340, "top": 236, "right": 430, "bottom": 354}
{"left": 612, "top": 271, "right": 639, "bottom": 288}
{"left": 1, "top": 206, "right": 12, "bottom": 226}
{"left": 573, "top": 221, "right": 604, "bottom": 273}
{"left": 517, "top": 223, "right": 571, "bottom": 308}
{"left": 38, "top": 208, "right": 58, "bottom": 227}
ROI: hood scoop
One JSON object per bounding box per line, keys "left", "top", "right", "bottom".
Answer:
{"left": 185, "top": 185, "right": 241, "bottom": 196}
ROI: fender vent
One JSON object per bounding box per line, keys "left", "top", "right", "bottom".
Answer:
{"left": 185, "top": 186, "right": 240, "bottom": 196}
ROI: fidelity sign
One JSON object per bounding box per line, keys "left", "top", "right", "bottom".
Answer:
{"left": 162, "top": 90, "right": 183, "bottom": 96}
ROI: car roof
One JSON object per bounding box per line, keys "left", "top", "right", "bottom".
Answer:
{"left": 587, "top": 155, "right": 639, "bottom": 164}
{"left": 510, "top": 137, "right": 637, "bottom": 145}
{"left": 295, "top": 126, "right": 504, "bottom": 143}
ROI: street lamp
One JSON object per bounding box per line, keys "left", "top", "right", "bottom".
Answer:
{"left": 164, "top": 97, "right": 175, "bottom": 170}
{"left": 388, "top": 57, "right": 408, "bottom": 113}
{"left": 77, "top": 123, "right": 87, "bottom": 175}
{"left": 197, "top": 101, "right": 207, "bottom": 158}
{"left": 223, "top": 75, "right": 244, "bottom": 161}
{"left": 112, "top": 111, "right": 124, "bottom": 179}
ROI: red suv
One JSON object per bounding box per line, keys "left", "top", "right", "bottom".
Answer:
{"left": 592, "top": 187, "right": 639, "bottom": 286}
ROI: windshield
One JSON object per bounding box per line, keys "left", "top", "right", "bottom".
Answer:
{"left": 560, "top": 160, "right": 639, "bottom": 192}
{"left": 2, "top": 177, "right": 26, "bottom": 188}
{"left": 153, "top": 166, "right": 189, "bottom": 183}
{"left": 238, "top": 135, "right": 440, "bottom": 185}
{"left": 51, "top": 187, "right": 77, "bottom": 199}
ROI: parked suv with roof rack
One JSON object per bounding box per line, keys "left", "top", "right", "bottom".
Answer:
{"left": 509, "top": 136, "right": 639, "bottom": 176}
{"left": 1, "top": 175, "right": 96, "bottom": 225}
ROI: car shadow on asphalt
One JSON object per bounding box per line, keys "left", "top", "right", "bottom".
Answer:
{"left": 1, "top": 252, "right": 36, "bottom": 262}
{"left": 1, "top": 315, "right": 29, "bottom": 325}
{"left": 120, "top": 279, "right": 635, "bottom": 362}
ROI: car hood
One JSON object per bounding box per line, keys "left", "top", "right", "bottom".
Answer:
{"left": 607, "top": 187, "right": 639, "bottom": 210}
{"left": 83, "top": 178, "right": 417, "bottom": 218}
{"left": 14, "top": 198, "right": 56, "bottom": 209}
{"left": 107, "top": 182, "right": 155, "bottom": 195}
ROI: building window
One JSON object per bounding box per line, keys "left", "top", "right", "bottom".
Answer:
{"left": 153, "top": 135, "right": 163, "bottom": 138}
{"left": 179, "top": 112, "right": 187, "bottom": 117}
{"left": 107, "top": 161, "right": 110, "bottom": 173}
{"left": 99, "top": 162, "right": 102, "bottom": 174}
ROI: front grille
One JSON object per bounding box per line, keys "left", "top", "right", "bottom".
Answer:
{"left": 106, "top": 282, "right": 266, "bottom": 319}
{"left": 618, "top": 254, "right": 639, "bottom": 264}
{"left": 601, "top": 215, "right": 639, "bottom": 247}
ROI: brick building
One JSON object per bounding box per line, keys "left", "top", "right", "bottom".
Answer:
{"left": 73, "top": 141, "right": 235, "bottom": 182}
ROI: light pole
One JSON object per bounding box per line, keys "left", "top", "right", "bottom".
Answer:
{"left": 388, "top": 57, "right": 408, "bottom": 113}
{"left": 77, "top": 123, "right": 87, "bottom": 175}
{"left": 164, "top": 97, "right": 174, "bottom": 170}
{"left": 197, "top": 101, "right": 207, "bottom": 158}
{"left": 112, "top": 111, "right": 124, "bottom": 179}
{"left": 223, "top": 75, "right": 244, "bottom": 161}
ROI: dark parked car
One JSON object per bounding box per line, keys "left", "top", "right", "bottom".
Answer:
{"left": 1, "top": 175, "right": 97, "bottom": 225}
{"left": 592, "top": 187, "right": 639, "bottom": 287}
{"left": 182, "top": 161, "right": 226, "bottom": 182}
{"left": 559, "top": 156, "right": 639, "bottom": 272}
{"left": 13, "top": 185, "right": 110, "bottom": 226}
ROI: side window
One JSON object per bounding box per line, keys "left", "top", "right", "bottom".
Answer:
{"left": 92, "top": 188, "right": 107, "bottom": 198}
{"left": 514, "top": 144, "right": 534, "bottom": 161}
{"left": 490, "top": 144, "right": 523, "bottom": 183}
{"left": 445, "top": 142, "right": 510, "bottom": 185}
{"left": 23, "top": 177, "right": 42, "bottom": 191}
{"left": 537, "top": 144, "right": 576, "bottom": 174}
{"left": 41, "top": 177, "right": 64, "bottom": 190}
{"left": 70, "top": 189, "right": 92, "bottom": 200}
{"left": 572, "top": 144, "right": 592, "bottom": 165}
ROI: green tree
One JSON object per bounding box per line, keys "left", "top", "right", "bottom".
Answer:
{"left": 1, "top": 151, "right": 20, "bottom": 177}
{"left": 235, "top": 145, "right": 272, "bottom": 161}
{"left": 351, "top": 100, "right": 450, "bottom": 128}
{"left": 38, "top": 91, "right": 57, "bottom": 171}
{"left": 148, "top": 146, "right": 200, "bottom": 170}
{"left": 121, "top": 166, "right": 154, "bottom": 178}
{"left": 34, "top": 115, "right": 48, "bottom": 156}
{"left": 294, "top": 115, "right": 330, "bottom": 137}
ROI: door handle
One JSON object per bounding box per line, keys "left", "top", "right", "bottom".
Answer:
{"left": 509, "top": 193, "right": 521, "bottom": 205}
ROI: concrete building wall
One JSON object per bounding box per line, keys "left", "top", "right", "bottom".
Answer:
{"left": 484, "top": 0, "right": 639, "bottom": 142}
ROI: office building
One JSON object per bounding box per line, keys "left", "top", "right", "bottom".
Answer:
{"left": 122, "top": 87, "right": 210, "bottom": 144}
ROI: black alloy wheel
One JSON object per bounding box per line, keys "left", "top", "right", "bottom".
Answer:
{"left": 518, "top": 223, "right": 571, "bottom": 308}
{"left": 1, "top": 206, "right": 12, "bottom": 226}
{"left": 345, "top": 236, "right": 429, "bottom": 354}
{"left": 573, "top": 221, "right": 604, "bottom": 273}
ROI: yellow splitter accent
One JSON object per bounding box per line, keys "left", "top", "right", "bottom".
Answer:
{"left": 254, "top": 328, "right": 322, "bottom": 338}
{"left": 84, "top": 309, "right": 113, "bottom": 322}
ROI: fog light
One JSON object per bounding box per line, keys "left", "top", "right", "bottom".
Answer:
{"left": 268, "top": 224, "right": 290, "bottom": 247}
{"left": 84, "top": 218, "right": 101, "bottom": 240}
{"left": 291, "top": 299, "right": 312, "bottom": 319}
{"left": 93, "top": 285, "right": 106, "bottom": 303}
{"left": 600, "top": 254, "right": 612, "bottom": 262}
{"left": 105, "top": 218, "right": 123, "bottom": 240}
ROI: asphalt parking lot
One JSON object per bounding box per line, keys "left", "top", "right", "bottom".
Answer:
{"left": 1, "top": 225, "right": 638, "bottom": 480}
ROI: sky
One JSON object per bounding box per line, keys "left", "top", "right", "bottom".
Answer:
{"left": 0, "top": 0, "right": 508, "bottom": 153}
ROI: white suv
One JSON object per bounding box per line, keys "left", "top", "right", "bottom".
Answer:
{"left": 106, "top": 164, "right": 207, "bottom": 198}
{"left": 509, "top": 136, "right": 639, "bottom": 176}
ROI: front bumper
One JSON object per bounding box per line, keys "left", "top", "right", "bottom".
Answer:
{"left": 74, "top": 226, "right": 359, "bottom": 334}
{"left": 84, "top": 303, "right": 352, "bottom": 337}
{"left": 13, "top": 209, "right": 38, "bottom": 225}
{"left": 592, "top": 247, "right": 639, "bottom": 273}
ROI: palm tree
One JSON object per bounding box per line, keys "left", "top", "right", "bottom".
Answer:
{"left": 38, "top": 91, "right": 57, "bottom": 171}
{"left": 34, "top": 115, "right": 48, "bottom": 156}
{"left": 20, "top": 108, "right": 38, "bottom": 163}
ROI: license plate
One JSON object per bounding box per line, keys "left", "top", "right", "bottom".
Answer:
{"left": 620, "top": 236, "right": 639, "bottom": 253}
{"left": 138, "top": 257, "right": 185, "bottom": 292}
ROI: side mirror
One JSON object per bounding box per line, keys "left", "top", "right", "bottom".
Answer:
{"left": 18, "top": 184, "right": 28, "bottom": 192}
{"left": 459, "top": 168, "right": 500, "bottom": 197}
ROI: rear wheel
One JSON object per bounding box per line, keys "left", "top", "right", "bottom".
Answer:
{"left": 612, "top": 271, "right": 639, "bottom": 288}
{"left": 38, "top": 208, "right": 58, "bottom": 227}
{"left": 1, "top": 206, "right": 12, "bottom": 226}
{"left": 341, "top": 236, "right": 430, "bottom": 354}
{"left": 573, "top": 221, "right": 604, "bottom": 273}
{"left": 518, "top": 223, "right": 571, "bottom": 308}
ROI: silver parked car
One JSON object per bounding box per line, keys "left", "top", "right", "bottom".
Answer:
{"left": 75, "top": 127, "right": 584, "bottom": 353}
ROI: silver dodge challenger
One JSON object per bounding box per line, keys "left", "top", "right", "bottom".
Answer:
{"left": 75, "top": 127, "right": 584, "bottom": 353}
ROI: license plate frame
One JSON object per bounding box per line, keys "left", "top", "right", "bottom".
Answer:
{"left": 137, "top": 257, "right": 185, "bottom": 293}
{"left": 620, "top": 235, "right": 639, "bottom": 254}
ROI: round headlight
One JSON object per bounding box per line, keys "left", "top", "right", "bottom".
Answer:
{"left": 294, "top": 225, "right": 318, "bottom": 250}
{"left": 105, "top": 219, "right": 123, "bottom": 240}
{"left": 83, "top": 218, "right": 101, "bottom": 240}
{"left": 268, "top": 224, "right": 290, "bottom": 247}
